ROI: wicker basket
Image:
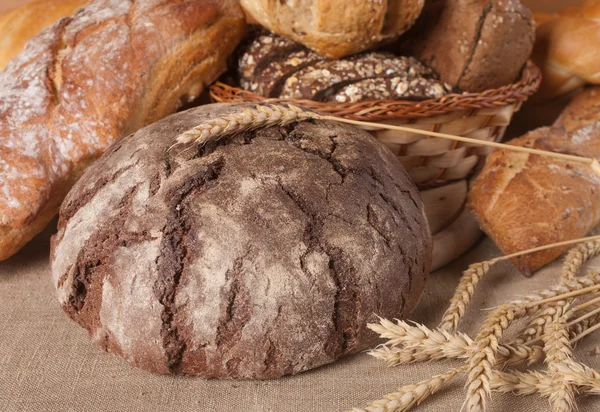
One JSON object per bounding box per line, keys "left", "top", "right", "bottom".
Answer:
{"left": 210, "top": 61, "right": 542, "bottom": 269}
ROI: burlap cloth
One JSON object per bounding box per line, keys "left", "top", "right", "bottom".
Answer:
{"left": 1, "top": 222, "right": 599, "bottom": 412}
{"left": 0, "top": 1, "right": 594, "bottom": 411}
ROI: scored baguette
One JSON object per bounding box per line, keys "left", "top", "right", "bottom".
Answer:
{"left": 468, "top": 87, "right": 600, "bottom": 275}
{"left": 0, "top": 0, "right": 246, "bottom": 260}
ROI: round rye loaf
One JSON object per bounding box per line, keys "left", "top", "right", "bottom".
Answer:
{"left": 50, "top": 103, "right": 432, "bottom": 379}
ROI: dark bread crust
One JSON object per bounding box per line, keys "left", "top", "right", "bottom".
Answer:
{"left": 51, "top": 103, "right": 432, "bottom": 379}
{"left": 396, "top": 0, "right": 535, "bottom": 91}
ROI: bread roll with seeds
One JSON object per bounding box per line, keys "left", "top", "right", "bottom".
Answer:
{"left": 247, "top": 49, "right": 323, "bottom": 98}
{"left": 240, "top": 0, "right": 425, "bottom": 59}
{"left": 327, "top": 76, "right": 452, "bottom": 103}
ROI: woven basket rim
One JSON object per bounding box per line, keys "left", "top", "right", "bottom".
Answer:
{"left": 210, "top": 60, "right": 541, "bottom": 121}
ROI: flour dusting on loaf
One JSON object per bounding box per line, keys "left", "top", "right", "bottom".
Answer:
{"left": 0, "top": 0, "right": 246, "bottom": 260}
{"left": 51, "top": 103, "right": 432, "bottom": 379}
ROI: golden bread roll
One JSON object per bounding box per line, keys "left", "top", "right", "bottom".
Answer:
{"left": 0, "top": 0, "right": 246, "bottom": 260}
{"left": 469, "top": 87, "right": 600, "bottom": 275}
{"left": 0, "top": 0, "right": 86, "bottom": 71}
{"left": 239, "top": 0, "right": 424, "bottom": 59}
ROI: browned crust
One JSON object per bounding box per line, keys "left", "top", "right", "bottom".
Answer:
{"left": 468, "top": 87, "right": 600, "bottom": 275}
{"left": 0, "top": 0, "right": 247, "bottom": 260}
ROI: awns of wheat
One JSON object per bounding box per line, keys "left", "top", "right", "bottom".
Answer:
{"left": 355, "top": 239, "right": 600, "bottom": 412}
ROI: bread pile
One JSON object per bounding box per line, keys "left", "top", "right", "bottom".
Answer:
{"left": 7, "top": 0, "right": 589, "bottom": 382}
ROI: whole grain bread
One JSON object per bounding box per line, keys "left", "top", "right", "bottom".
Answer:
{"left": 396, "top": 0, "right": 535, "bottom": 92}
{"left": 468, "top": 87, "right": 600, "bottom": 275}
{"left": 50, "top": 103, "right": 432, "bottom": 379}
{"left": 0, "top": 0, "right": 246, "bottom": 260}
{"left": 237, "top": 34, "right": 451, "bottom": 103}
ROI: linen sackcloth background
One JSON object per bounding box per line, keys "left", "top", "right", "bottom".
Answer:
{"left": 1, "top": 0, "right": 599, "bottom": 411}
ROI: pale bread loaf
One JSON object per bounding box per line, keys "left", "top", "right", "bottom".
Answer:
{"left": 531, "top": 0, "right": 600, "bottom": 99}
{"left": 240, "top": 0, "right": 424, "bottom": 59}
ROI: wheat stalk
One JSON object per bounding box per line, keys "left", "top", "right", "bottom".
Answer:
{"left": 560, "top": 240, "right": 600, "bottom": 283}
{"left": 173, "top": 104, "right": 600, "bottom": 178}
{"left": 351, "top": 366, "right": 467, "bottom": 412}
{"left": 175, "top": 104, "right": 313, "bottom": 145}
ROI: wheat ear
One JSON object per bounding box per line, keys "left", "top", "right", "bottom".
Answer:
{"left": 543, "top": 314, "right": 577, "bottom": 412}
{"left": 491, "top": 369, "right": 554, "bottom": 397}
{"left": 176, "top": 104, "right": 313, "bottom": 145}
{"left": 352, "top": 366, "right": 467, "bottom": 412}
{"left": 439, "top": 260, "right": 499, "bottom": 332}
{"left": 465, "top": 304, "right": 527, "bottom": 412}
{"left": 174, "top": 104, "right": 600, "bottom": 178}
{"left": 560, "top": 240, "right": 600, "bottom": 283}
{"left": 369, "top": 319, "right": 542, "bottom": 368}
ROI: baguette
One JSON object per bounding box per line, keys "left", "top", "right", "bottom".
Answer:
{"left": 0, "top": 0, "right": 246, "bottom": 260}
{"left": 468, "top": 87, "right": 600, "bottom": 275}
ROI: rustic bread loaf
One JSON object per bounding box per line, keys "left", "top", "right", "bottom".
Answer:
{"left": 237, "top": 32, "right": 451, "bottom": 102}
{"left": 50, "top": 103, "right": 432, "bottom": 379}
{"left": 0, "top": 0, "right": 246, "bottom": 260}
{"left": 468, "top": 87, "right": 600, "bottom": 275}
{"left": 240, "top": 0, "right": 424, "bottom": 59}
{"left": 0, "top": 0, "right": 86, "bottom": 71}
{"left": 396, "top": 0, "right": 535, "bottom": 92}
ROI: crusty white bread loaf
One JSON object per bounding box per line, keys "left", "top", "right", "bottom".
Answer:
{"left": 0, "top": 0, "right": 86, "bottom": 71}
{"left": 531, "top": 0, "right": 600, "bottom": 99}
{"left": 0, "top": 0, "right": 246, "bottom": 260}
{"left": 395, "top": 0, "right": 535, "bottom": 92}
{"left": 468, "top": 87, "right": 600, "bottom": 275}
{"left": 240, "top": 0, "right": 424, "bottom": 59}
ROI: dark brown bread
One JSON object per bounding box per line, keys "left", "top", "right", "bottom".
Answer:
{"left": 0, "top": 0, "right": 246, "bottom": 260}
{"left": 237, "top": 34, "right": 451, "bottom": 102}
{"left": 278, "top": 52, "right": 439, "bottom": 101}
{"left": 50, "top": 103, "right": 432, "bottom": 379}
{"left": 237, "top": 28, "right": 303, "bottom": 90}
{"left": 326, "top": 75, "right": 452, "bottom": 103}
{"left": 396, "top": 0, "right": 535, "bottom": 92}
{"left": 249, "top": 48, "right": 323, "bottom": 97}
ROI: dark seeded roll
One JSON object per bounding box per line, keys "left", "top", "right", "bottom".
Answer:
{"left": 50, "top": 103, "right": 432, "bottom": 380}
{"left": 327, "top": 76, "right": 453, "bottom": 103}
{"left": 236, "top": 31, "right": 453, "bottom": 102}
{"left": 238, "top": 28, "right": 304, "bottom": 89}
{"left": 249, "top": 48, "right": 323, "bottom": 97}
